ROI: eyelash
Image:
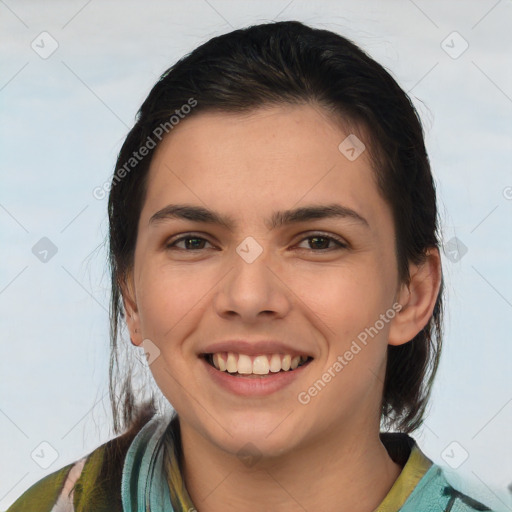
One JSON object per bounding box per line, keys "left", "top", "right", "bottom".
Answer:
{"left": 165, "top": 232, "right": 348, "bottom": 252}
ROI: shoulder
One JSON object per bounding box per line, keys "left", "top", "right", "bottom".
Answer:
{"left": 6, "top": 409, "right": 156, "bottom": 512}
{"left": 380, "top": 433, "right": 498, "bottom": 512}
{"left": 401, "top": 462, "right": 498, "bottom": 512}
{"left": 5, "top": 460, "right": 77, "bottom": 512}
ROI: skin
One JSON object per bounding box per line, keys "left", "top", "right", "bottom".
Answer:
{"left": 122, "top": 104, "right": 442, "bottom": 512}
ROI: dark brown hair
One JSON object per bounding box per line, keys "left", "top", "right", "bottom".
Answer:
{"left": 107, "top": 20, "right": 443, "bottom": 435}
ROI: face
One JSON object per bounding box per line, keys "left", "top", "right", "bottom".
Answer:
{"left": 123, "top": 104, "right": 406, "bottom": 459}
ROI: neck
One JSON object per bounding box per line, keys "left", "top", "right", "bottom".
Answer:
{"left": 179, "top": 419, "right": 402, "bottom": 512}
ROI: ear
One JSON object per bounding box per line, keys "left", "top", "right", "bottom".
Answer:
{"left": 388, "top": 247, "right": 442, "bottom": 346}
{"left": 120, "top": 270, "right": 143, "bottom": 347}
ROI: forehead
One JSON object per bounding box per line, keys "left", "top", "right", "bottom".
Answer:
{"left": 139, "top": 104, "right": 389, "bottom": 232}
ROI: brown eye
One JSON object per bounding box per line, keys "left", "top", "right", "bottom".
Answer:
{"left": 166, "top": 235, "right": 213, "bottom": 250}
{"left": 296, "top": 233, "right": 347, "bottom": 251}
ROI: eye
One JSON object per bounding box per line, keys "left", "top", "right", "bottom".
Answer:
{"left": 295, "top": 233, "right": 348, "bottom": 251}
{"left": 166, "top": 234, "right": 214, "bottom": 251}
{"left": 165, "top": 232, "right": 347, "bottom": 252}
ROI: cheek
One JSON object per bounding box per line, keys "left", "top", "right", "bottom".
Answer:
{"left": 137, "top": 263, "right": 211, "bottom": 340}
{"left": 299, "top": 260, "right": 393, "bottom": 336}
{"left": 135, "top": 265, "right": 211, "bottom": 408}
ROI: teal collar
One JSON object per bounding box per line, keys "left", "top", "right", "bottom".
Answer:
{"left": 121, "top": 412, "right": 175, "bottom": 512}
{"left": 120, "top": 414, "right": 494, "bottom": 512}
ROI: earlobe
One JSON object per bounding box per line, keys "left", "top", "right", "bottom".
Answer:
{"left": 120, "top": 272, "right": 143, "bottom": 347}
{"left": 388, "top": 248, "right": 442, "bottom": 347}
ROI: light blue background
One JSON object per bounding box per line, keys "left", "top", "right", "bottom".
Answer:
{"left": 1, "top": 1, "right": 511, "bottom": 510}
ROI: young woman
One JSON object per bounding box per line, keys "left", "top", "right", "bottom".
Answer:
{"left": 7, "top": 20, "right": 496, "bottom": 512}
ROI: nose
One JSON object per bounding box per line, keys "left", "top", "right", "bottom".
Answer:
{"left": 213, "top": 242, "right": 292, "bottom": 323}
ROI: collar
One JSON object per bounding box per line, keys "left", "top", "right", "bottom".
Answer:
{"left": 121, "top": 411, "right": 176, "bottom": 512}
{"left": 376, "top": 433, "right": 433, "bottom": 511}
{"left": 121, "top": 414, "right": 433, "bottom": 512}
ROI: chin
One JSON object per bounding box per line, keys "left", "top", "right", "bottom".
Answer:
{"left": 201, "top": 414, "right": 305, "bottom": 462}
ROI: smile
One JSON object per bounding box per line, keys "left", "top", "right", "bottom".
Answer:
{"left": 203, "top": 352, "right": 313, "bottom": 376}
{"left": 200, "top": 352, "right": 314, "bottom": 396}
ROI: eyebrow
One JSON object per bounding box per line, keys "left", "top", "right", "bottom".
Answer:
{"left": 148, "top": 203, "right": 369, "bottom": 231}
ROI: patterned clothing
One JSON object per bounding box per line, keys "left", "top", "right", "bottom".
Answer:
{"left": 6, "top": 412, "right": 496, "bottom": 511}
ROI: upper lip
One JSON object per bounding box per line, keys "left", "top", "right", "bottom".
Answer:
{"left": 199, "top": 340, "right": 314, "bottom": 358}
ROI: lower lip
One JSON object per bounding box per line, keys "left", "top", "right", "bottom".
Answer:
{"left": 201, "top": 357, "right": 311, "bottom": 397}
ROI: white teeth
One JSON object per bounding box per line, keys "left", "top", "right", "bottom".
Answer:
{"left": 252, "top": 355, "right": 270, "bottom": 374}
{"left": 226, "top": 352, "right": 237, "bottom": 373}
{"left": 237, "top": 354, "right": 253, "bottom": 374}
{"left": 269, "top": 354, "right": 282, "bottom": 373}
{"left": 210, "top": 352, "right": 310, "bottom": 375}
{"left": 213, "top": 353, "right": 227, "bottom": 372}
